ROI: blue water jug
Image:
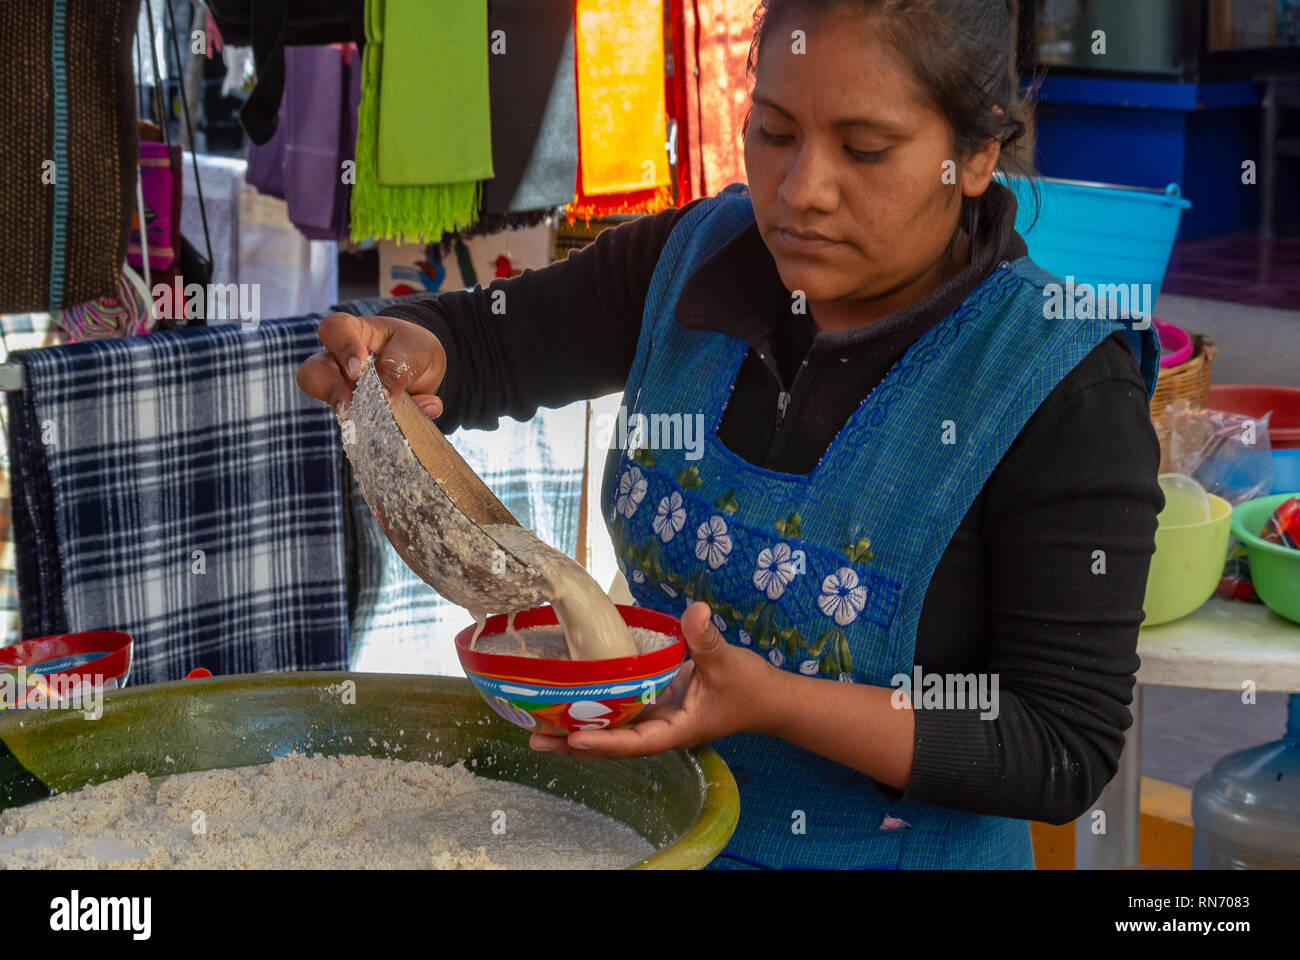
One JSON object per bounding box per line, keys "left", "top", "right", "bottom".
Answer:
{"left": 1192, "top": 694, "right": 1300, "bottom": 869}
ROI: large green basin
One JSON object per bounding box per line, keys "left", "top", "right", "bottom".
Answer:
{"left": 0, "top": 672, "right": 739, "bottom": 869}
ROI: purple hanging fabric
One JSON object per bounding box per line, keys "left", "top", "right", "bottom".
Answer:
{"left": 245, "top": 114, "right": 286, "bottom": 199}
{"left": 244, "top": 43, "right": 360, "bottom": 242}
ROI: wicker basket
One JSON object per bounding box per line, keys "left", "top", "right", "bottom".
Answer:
{"left": 1150, "top": 330, "right": 1217, "bottom": 472}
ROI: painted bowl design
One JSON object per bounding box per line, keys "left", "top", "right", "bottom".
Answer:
{"left": 454, "top": 604, "right": 686, "bottom": 735}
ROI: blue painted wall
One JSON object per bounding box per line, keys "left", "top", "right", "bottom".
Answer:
{"left": 1029, "top": 76, "right": 1281, "bottom": 238}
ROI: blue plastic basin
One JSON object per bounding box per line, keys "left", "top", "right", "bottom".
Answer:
{"left": 998, "top": 175, "right": 1192, "bottom": 303}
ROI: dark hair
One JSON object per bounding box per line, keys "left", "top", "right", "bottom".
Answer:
{"left": 744, "top": 0, "right": 1039, "bottom": 258}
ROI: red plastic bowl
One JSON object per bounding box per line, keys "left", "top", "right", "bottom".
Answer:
{"left": 1209, "top": 384, "right": 1300, "bottom": 449}
{"left": 1153, "top": 317, "right": 1193, "bottom": 368}
{"left": 0, "top": 630, "right": 133, "bottom": 707}
{"left": 455, "top": 604, "right": 686, "bottom": 735}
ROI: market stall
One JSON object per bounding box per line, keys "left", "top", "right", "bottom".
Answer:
{"left": 0, "top": 0, "right": 1297, "bottom": 907}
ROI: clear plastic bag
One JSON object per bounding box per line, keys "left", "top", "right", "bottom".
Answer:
{"left": 1160, "top": 399, "right": 1274, "bottom": 506}
{"left": 1155, "top": 399, "right": 1275, "bottom": 603}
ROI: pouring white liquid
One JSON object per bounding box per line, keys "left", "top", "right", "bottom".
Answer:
{"left": 468, "top": 524, "right": 637, "bottom": 660}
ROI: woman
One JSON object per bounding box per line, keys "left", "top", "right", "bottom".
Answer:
{"left": 298, "top": 0, "right": 1163, "bottom": 869}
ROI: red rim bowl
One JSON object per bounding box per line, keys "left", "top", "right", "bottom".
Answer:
{"left": 455, "top": 604, "right": 685, "bottom": 684}
{"left": 455, "top": 604, "right": 687, "bottom": 734}
{"left": 0, "top": 630, "right": 134, "bottom": 688}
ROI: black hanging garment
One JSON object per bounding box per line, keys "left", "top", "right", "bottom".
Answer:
{"left": 434, "top": 0, "right": 578, "bottom": 245}
{"left": 205, "top": 0, "right": 366, "bottom": 144}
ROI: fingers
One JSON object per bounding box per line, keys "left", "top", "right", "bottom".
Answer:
{"left": 410, "top": 394, "right": 444, "bottom": 419}
{"left": 681, "top": 601, "right": 725, "bottom": 657}
{"left": 315, "top": 312, "right": 378, "bottom": 383}
{"left": 378, "top": 318, "right": 446, "bottom": 401}
{"left": 296, "top": 349, "right": 353, "bottom": 413}
{"left": 567, "top": 717, "right": 683, "bottom": 757}
{"left": 301, "top": 312, "right": 448, "bottom": 420}
{"left": 528, "top": 708, "right": 689, "bottom": 758}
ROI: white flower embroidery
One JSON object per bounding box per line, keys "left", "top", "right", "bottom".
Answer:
{"left": 711, "top": 612, "right": 727, "bottom": 633}
{"left": 661, "top": 582, "right": 678, "bottom": 598}
{"left": 838, "top": 672, "right": 855, "bottom": 683}
{"left": 752, "top": 542, "right": 799, "bottom": 600}
{"left": 798, "top": 659, "right": 820, "bottom": 676}
{"left": 768, "top": 648, "right": 785, "bottom": 668}
{"left": 652, "top": 491, "right": 686, "bottom": 543}
{"left": 818, "top": 567, "right": 868, "bottom": 626}
{"left": 738, "top": 629, "right": 752, "bottom": 646}
{"left": 694, "top": 515, "right": 732, "bottom": 569}
{"left": 631, "top": 569, "right": 645, "bottom": 584}
{"left": 616, "top": 466, "right": 647, "bottom": 518}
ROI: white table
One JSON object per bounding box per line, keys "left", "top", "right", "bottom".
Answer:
{"left": 1075, "top": 596, "right": 1300, "bottom": 868}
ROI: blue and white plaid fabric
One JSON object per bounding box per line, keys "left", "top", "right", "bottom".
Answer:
{"left": 344, "top": 401, "right": 587, "bottom": 675}
{"left": 0, "top": 311, "right": 70, "bottom": 646}
{"left": 6, "top": 316, "right": 349, "bottom": 685}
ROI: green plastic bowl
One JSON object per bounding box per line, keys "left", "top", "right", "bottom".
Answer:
{"left": 0, "top": 672, "right": 739, "bottom": 869}
{"left": 1231, "top": 492, "right": 1300, "bottom": 625}
{"left": 1144, "top": 493, "right": 1233, "bottom": 626}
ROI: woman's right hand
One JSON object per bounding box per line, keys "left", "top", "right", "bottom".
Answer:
{"left": 296, "top": 312, "right": 448, "bottom": 419}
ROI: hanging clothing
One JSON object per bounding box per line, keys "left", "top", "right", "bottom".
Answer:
{"left": 0, "top": 0, "right": 142, "bottom": 313}
{"left": 245, "top": 44, "right": 363, "bottom": 243}
{"left": 425, "top": 0, "right": 578, "bottom": 244}
{"left": 376, "top": 1, "right": 492, "bottom": 187}
{"left": 284, "top": 45, "right": 362, "bottom": 241}
{"left": 676, "top": 0, "right": 753, "bottom": 202}
{"left": 0, "top": 312, "right": 72, "bottom": 646}
{"left": 351, "top": 0, "right": 490, "bottom": 243}
{"left": 666, "top": 0, "right": 694, "bottom": 205}
{"left": 128, "top": 140, "right": 181, "bottom": 272}
{"left": 479, "top": 0, "right": 578, "bottom": 220}
{"left": 566, "top": 0, "right": 674, "bottom": 223}
{"left": 205, "top": 0, "right": 367, "bottom": 144}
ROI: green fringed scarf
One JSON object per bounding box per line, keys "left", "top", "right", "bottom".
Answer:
{"left": 351, "top": 0, "right": 493, "bottom": 243}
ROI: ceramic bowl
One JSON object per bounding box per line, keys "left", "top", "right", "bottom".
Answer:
{"left": 454, "top": 604, "right": 686, "bottom": 735}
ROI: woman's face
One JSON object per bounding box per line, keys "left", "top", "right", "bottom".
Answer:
{"left": 744, "top": 10, "right": 999, "bottom": 325}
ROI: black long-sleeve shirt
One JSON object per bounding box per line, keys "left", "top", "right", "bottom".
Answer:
{"left": 378, "top": 180, "right": 1163, "bottom": 825}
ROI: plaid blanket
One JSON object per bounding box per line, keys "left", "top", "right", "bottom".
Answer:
{"left": 6, "top": 316, "right": 348, "bottom": 684}
{"left": 0, "top": 312, "right": 71, "bottom": 646}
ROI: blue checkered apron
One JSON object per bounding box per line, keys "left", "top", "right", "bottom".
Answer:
{"left": 604, "top": 184, "right": 1159, "bottom": 869}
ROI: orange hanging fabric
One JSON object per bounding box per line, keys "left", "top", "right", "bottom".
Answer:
{"left": 681, "top": 0, "right": 754, "bottom": 198}
{"left": 566, "top": 0, "right": 673, "bottom": 224}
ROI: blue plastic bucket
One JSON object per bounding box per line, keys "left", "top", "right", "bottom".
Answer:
{"left": 998, "top": 175, "right": 1192, "bottom": 303}
{"left": 1271, "top": 449, "right": 1300, "bottom": 495}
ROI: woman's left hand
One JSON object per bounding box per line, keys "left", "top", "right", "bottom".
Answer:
{"left": 528, "top": 601, "right": 785, "bottom": 758}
